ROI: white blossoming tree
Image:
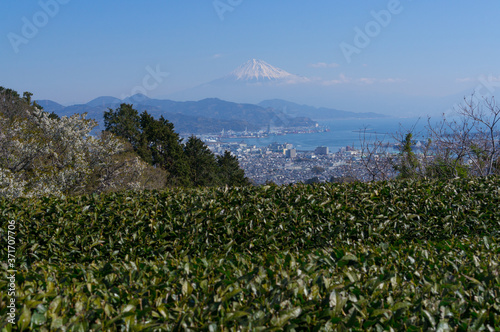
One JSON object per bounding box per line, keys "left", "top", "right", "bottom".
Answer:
{"left": 0, "top": 88, "right": 165, "bottom": 198}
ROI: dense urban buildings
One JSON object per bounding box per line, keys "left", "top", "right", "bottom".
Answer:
{"left": 205, "top": 140, "right": 370, "bottom": 185}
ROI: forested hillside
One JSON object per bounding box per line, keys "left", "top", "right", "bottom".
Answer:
{"left": 0, "top": 87, "right": 249, "bottom": 199}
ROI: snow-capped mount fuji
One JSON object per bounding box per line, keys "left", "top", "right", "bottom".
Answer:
{"left": 222, "top": 59, "right": 309, "bottom": 84}
{"left": 168, "top": 59, "right": 311, "bottom": 102}
{"left": 228, "top": 59, "right": 295, "bottom": 82}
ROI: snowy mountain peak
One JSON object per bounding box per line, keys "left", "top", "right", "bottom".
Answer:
{"left": 229, "top": 59, "right": 294, "bottom": 81}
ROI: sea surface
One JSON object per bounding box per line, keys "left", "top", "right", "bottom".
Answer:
{"left": 224, "top": 117, "right": 430, "bottom": 153}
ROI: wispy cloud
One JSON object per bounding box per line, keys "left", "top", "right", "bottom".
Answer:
{"left": 457, "top": 75, "right": 500, "bottom": 84}
{"left": 380, "top": 78, "right": 406, "bottom": 83}
{"left": 359, "top": 78, "right": 376, "bottom": 84}
{"left": 280, "top": 75, "right": 312, "bottom": 85}
{"left": 456, "top": 77, "right": 475, "bottom": 83}
{"left": 212, "top": 53, "right": 224, "bottom": 59}
{"left": 322, "top": 74, "right": 406, "bottom": 85}
{"left": 309, "top": 62, "right": 340, "bottom": 68}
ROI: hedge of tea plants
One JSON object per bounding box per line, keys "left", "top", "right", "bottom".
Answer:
{"left": 1, "top": 177, "right": 500, "bottom": 330}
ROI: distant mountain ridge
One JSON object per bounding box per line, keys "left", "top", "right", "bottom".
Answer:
{"left": 258, "top": 99, "right": 388, "bottom": 120}
{"left": 86, "top": 96, "right": 122, "bottom": 107}
{"left": 36, "top": 100, "right": 65, "bottom": 112}
{"left": 36, "top": 95, "right": 318, "bottom": 134}
{"left": 37, "top": 94, "right": 388, "bottom": 134}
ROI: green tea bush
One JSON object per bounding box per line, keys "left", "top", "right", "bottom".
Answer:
{"left": 1, "top": 177, "right": 499, "bottom": 330}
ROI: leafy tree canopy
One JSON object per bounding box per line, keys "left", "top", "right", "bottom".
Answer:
{"left": 104, "top": 104, "right": 250, "bottom": 188}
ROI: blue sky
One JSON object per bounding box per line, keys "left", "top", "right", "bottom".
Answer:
{"left": 1, "top": 1, "right": 500, "bottom": 115}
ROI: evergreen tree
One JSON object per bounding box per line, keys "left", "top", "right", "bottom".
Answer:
{"left": 217, "top": 151, "right": 250, "bottom": 186}
{"left": 184, "top": 136, "right": 219, "bottom": 187}
{"left": 139, "top": 112, "right": 190, "bottom": 186}
{"left": 395, "top": 133, "right": 420, "bottom": 179}
{"left": 104, "top": 104, "right": 141, "bottom": 148}
{"left": 105, "top": 105, "right": 191, "bottom": 187}
{"left": 104, "top": 104, "right": 251, "bottom": 188}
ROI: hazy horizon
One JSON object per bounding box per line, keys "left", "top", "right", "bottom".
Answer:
{"left": 2, "top": 1, "right": 500, "bottom": 117}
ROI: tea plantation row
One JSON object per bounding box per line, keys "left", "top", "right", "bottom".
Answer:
{"left": 1, "top": 177, "right": 500, "bottom": 330}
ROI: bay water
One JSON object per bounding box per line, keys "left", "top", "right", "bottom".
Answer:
{"left": 224, "top": 117, "right": 430, "bottom": 153}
